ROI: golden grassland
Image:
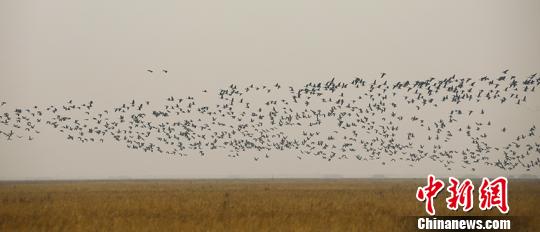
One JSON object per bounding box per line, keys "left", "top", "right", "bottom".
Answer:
{"left": 0, "top": 179, "right": 538, "bottom": 231}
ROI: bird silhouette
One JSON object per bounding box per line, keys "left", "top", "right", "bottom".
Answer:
{"left": 1, "top": 70, "right": 539, "bottom": 172}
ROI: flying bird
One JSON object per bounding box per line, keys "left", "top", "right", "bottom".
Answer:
{"left": 1, "top": 71, "right": 539, "bottom": 172}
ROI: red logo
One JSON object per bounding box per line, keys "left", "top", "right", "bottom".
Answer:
{"left": 416, "top": 175, "right": 509, "bottom": 215}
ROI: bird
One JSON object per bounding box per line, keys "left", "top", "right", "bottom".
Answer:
{"left": 1, "top": 71, "right": 539, "bottom": 173}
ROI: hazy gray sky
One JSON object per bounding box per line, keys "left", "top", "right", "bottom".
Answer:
{"left": 1, "top": 1, "right": 539, "bottom": 180}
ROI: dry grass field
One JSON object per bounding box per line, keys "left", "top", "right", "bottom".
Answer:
{"left": 0, "top": 179, "right": 538, "bottom": 231}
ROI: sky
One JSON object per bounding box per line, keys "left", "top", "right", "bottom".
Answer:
{"left": 1, "top": 0, "right": 539, "bottom": 180}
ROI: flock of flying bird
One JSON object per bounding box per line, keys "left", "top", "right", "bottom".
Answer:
{"left": 1, "top": 70, "right": 539, "bottom": 172}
